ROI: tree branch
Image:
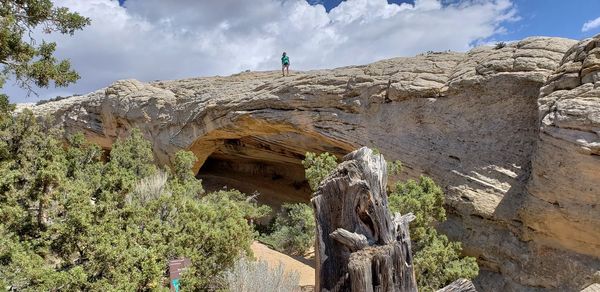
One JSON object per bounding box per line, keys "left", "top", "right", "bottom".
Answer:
{"left": 330, "top": 228, "right": 369, "bottom": 252}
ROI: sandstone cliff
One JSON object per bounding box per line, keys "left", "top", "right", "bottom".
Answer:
{"left": 30, "top": 35, "right": 600, "bottom": 291}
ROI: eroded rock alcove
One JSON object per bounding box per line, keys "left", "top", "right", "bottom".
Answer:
{"left": 186, "top": 117, "right": 353, "bottom": 209}
{"left": 196, "top": 136, "right": 325, "bottom": 208}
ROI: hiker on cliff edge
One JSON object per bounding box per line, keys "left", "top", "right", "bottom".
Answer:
{"left": 281, "top": 52, "right": 290, "bottom": 76}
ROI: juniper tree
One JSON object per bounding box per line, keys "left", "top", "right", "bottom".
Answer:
{"left": 301, "top": 151, "right": 338, "bottom": 192}
{"left": 388, "top": 176, "right": 478, "bottom": 291}
{"left": 0, "top": 115, "right": 266, "bottom": 290}
{"left": 0, "top": 0, "right": 89, "bottom": 103}
{"left": 261, "top": 203, "right": 315, "bottom": 255}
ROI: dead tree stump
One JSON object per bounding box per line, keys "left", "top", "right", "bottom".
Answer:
{"left": 311, "top": 147, "right": 417, "bottom": 292}
{"left": 435, "top": 279, "right": 477, "bottom": 292}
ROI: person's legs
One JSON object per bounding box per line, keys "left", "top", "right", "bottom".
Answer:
{"left": 282, "top": 65, "right": 285, "bottom": 76}
{"left": 285, "top": 64, "right": 289, "bottom": 76}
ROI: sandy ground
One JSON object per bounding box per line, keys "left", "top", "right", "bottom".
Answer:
{"left": 251, "top": 241, "right": 315, "bottom": 287}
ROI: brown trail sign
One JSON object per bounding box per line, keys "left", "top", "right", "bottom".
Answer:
{"left": 311, "top": 147, "right": 417, "bottom": 292}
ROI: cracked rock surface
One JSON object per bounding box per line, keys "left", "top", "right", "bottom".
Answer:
{"left": 29, "top": 36, "right": 600, "bottom": 291}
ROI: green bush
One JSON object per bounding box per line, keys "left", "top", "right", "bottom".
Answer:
{"left": 389, "top": 176, "right": 479, "bottom": 291}
{"left": 494, "top": 41, "right": 507, "bottom": 49}
{"left": 389, "top": 176, "right": 446, "bottom": 244}
{"left": 0, "top": 111, "right": 265, "bottom": 290}
{"left": 261, "top": 203, "right": 315, "bottom": 256}
{"left": 411, "top": 230, "right": 479, "bottom": 291}
{"left": 301, "top": 151, "right": 338, "bottom": 192}
{"left": 202, "top": 189, "right": 272, "bottom": 223}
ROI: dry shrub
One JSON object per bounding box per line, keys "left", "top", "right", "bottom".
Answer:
{"left": 225, "top": 257, "right": 300, "bottom": 292}
{"left": 129, "top": 171, "right": 169, "bottom": 205}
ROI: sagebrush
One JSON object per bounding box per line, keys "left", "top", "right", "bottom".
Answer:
{"left": 225, "top": 257, "right": 300, "bottom": 292}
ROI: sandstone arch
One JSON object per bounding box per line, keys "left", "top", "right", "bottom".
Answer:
{"left": 29, "top": 36, "right": 600, "bottom": 291}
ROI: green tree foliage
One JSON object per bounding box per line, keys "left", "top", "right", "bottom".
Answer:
{"left": 303, "top": 151, "right": 478, "bottom": 291}
{"left": 201, "top": 189, "right": 271, "bottom": 224}
{"left": 301, "top": 151, "right": 338, "bottom": 192}
{"left": 494, "top": 41, "right": 507, "bottom": 49}
{"left": 389, "top": 177, "right": 446, "bottom": 243}
{"left": 409, "top": 231, "right": 478, "bottom": 291}
{"left": 0, "top": 0, "right": 90, "bottom": 99}
{"left": 387, "top": 159, "right": 403, "bottom": 176}
{"left": 169, "top": 150, "right": 204, "bottom": 200}
{"left": 0, "top": 110, "right": 265, "bottom": 290}
{"left": 369, "top": 147, "right": 403, "bottom": 176}
{"left": 389, "top": 176, "right": 478, "bottom": 291}
{"left": 261, "top": 203, "right": 315, "bottom": 256}
{"left": 0, "top": 84, "right": 14, "bottom": 120}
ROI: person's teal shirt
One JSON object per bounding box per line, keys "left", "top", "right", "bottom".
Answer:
{"left": 282, "top": 55, "right": 289, "bottom": 65}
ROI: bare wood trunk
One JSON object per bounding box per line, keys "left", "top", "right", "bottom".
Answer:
{"left": 435, "top": 279, "right": 477, "bottom": 292}
{"left": 38, "top": 184, "right": 52, "bottom": 227}
{"left": 311, "top": 147, "right": 417, "bottom": 292}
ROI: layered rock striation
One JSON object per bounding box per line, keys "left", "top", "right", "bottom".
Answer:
{"left": 524, "top": 35, "right": 600, "bottom": 276}
{"left": 30, "top": 36, "right": 600, "bottom": 291}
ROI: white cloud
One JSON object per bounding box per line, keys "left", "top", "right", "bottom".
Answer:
{"left": 582, "top": 16, "right": 600, "bottom": 32}
{"left": 5, "top": 0, "right": 517, "bottom": 103}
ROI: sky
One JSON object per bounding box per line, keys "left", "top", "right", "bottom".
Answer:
{"left": 6, "top": 0, "right": 600, "bottom": 103}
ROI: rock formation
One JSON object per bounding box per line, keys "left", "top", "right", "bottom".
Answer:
{"left": 30, "top": 35, "right": 600, "bottom": 291}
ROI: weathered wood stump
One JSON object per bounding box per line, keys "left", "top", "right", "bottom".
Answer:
{"left": 435, "top": 279, "right": 477, "bottom": 292}
{"left": 311, "top": 147, "right": 417, "bottom": 292}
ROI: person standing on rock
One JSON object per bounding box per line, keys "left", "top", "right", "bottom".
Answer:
{"left": 281, "top": 52, "right": 290, "bottom": 76}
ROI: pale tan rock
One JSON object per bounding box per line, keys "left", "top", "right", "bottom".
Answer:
{"left": 14, "top": 102, "right": 35, "bottom": 113}
{"left": 29, "top": 36, "right": 600, "bottom": 291}
{"left": 526, "top": 34, "right": 600, "bottom": 260}
{"left": 582, "top": 283, "right": 600, "bottom": 292}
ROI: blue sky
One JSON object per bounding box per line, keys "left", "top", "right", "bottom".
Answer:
{"left": 304, "top": 0, "right": 600, "bottom": 40}
{"left": 6, "top": 0, "right": 600, "bottom": 103}
{"left": 500, "top": 0, "right": 600, "bottom": 40}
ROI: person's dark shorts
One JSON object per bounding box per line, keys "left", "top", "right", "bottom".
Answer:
{"left": 283, "top": 63, "right": 289, "bottom": 67}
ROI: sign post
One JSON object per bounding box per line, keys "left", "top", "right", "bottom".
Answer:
{"left": 169, "top": 258, "right": 191, "bottom": 291}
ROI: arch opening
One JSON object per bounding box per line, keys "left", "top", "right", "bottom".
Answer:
{"left": 194, "top": 131, "right": 352, "bottom": 212}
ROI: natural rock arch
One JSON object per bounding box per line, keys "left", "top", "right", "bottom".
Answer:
{"left": 29, "top": 36, "right": 600, "bottom": 291}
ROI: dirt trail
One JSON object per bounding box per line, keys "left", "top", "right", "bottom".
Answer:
{"left": 251, "top": 241, "right": 315, "bottom": 287}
